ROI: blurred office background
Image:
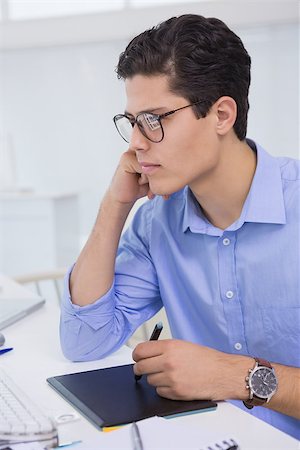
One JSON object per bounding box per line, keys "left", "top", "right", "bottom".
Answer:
{"left": 0, "top": 0, "right": 299, "bottom": 278}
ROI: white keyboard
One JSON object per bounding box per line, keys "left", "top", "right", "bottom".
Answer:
{"left": 0, "top": 368, "right": 58, "bottom": 448}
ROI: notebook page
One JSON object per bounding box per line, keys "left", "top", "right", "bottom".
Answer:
{"left": 74, "top": 416, "right": 238, "bottom": 450}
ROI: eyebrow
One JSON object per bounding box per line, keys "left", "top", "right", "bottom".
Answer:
{"left": 124, "top": 106, "right": 167, "bottom": 116}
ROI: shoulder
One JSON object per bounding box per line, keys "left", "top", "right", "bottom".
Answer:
{"left": 277, "top": 156, "right": 300, "bottom": 203}
{"left": 277, "top": 156, "right": 300, "bottom": 182}
{"left": 275, "top": 156, "right": 300, "bottom": 219}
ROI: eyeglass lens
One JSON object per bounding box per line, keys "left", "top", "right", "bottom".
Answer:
{"left": 115, "top": 113, "right": 163, "bottom": 143}
{"left": 115, "top": 116, "right": 133, "bottom": 143}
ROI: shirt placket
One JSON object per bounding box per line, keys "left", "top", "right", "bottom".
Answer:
{"left": 217, "top": 232, "right": 248, "bottom": 354}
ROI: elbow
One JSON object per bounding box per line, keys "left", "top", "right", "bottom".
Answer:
{"left": 60, "top": 336, "right": 107, "bottom": 362}
{"left": 59, "top": 319, "right": 94, "bottom": 362}
{"left": 60, "top": 339, "right": 120, "bottom": 362}
{"left": 60, "top": 340, "right": 86, "bottom": 362}
{"left": 59, "top": 319, "right": 124, "bottom": 362}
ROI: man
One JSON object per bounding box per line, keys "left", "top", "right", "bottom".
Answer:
{"left": 60, "top": 14, "right": 300, "bottom": 439}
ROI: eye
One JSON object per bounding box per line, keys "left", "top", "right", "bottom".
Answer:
{"left": 143, "top": 113, "right": 161, "bottom": 131}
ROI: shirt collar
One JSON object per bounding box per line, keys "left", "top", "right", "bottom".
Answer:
{"left": 182, "top": 139, "right": 286, "bottom": 234}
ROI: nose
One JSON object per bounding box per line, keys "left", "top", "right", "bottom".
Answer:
{"left": 129, "top": 123, "right": 150, "bottom": 152}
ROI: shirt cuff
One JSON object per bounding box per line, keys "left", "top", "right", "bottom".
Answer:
{"left": 61, "top": 264, "right": 116, "bottom": 330}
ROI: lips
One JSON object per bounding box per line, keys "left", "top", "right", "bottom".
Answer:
{"left": 139, "top": 162, "right": 161, "bottom": 175}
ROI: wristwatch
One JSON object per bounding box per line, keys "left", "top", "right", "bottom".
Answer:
{"left": 243, "top": 357, "right": 278, "bottom": 409}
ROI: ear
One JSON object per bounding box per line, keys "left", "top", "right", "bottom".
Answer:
{"left": 213, "top": 96, "right": 237, "bottom": 136}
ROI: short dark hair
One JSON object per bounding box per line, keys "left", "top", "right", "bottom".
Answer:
{"left": 116, "top": 14, "right": 251, "bottom": 140}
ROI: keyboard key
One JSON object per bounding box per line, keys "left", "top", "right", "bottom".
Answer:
{"left": 0, "top": 368, "right": 58, "bottom": 446}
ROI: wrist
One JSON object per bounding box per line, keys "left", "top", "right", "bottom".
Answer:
{"left": 89, "top": 191, "right": 133, "bottom": 243}
{"left": 105, "top": 188, "right": 135, "bottom": 209}
{"left": 219, "top": 354, "right": 253, "bottom": 401}
{"left": 95, "top": 190, "right": 134, "bottom": 229}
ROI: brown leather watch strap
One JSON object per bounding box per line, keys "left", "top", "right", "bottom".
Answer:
{"left": 255, "top": 357, "right": 271, "bottom": 369}
{"left": 244, "top": 394, "right": 267, "bottom": 409}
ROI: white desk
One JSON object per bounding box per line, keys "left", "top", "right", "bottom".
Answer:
{"left": 0, "top": 273, "right": 298, "bottom": 450}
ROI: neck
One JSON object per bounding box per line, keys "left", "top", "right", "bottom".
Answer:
{"left": 190, "top": 137, "right": 257, "bottom": 230}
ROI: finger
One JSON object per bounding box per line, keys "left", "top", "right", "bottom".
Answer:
{"left": 134, "top": 354, "right": 164, "bottom": 377}
{"left": 137, "top": 173, "right": 156, "bottom": 200}
{"left": 156, "top": 386, "right": 182, "bottom": 400}
{"left": 123, "top": 150, "right": 143, "bottom": 175}
{"left": 146, "top": 372, "right": 169, "bottom": 387}
{"left": 138, "top": 173, "right": 149, "bottom": 185}
{"left": 132, "top": 340, "right": 164, "bottom": 362}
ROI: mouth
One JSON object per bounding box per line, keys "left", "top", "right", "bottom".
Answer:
{"left": 140, "top": 162, "right": 161, "bottom": 175}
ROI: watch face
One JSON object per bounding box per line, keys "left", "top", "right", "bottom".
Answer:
{"left": 250, "top": 367, "right": 277, "bottom": 398}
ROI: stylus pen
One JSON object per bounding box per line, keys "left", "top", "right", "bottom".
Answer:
{"left": 135, "top": 321, "right": 163, "bottom": 382}
{"left": 131, "top": 421, "right": 144, "bottom": 450}
{"left": 0, "top": 347, "right": 13, "bottom": 356}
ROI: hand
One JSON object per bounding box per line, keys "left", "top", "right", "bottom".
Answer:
{"left": 108, "top": 150, "right": 150, "bottom": 204}
{"left": 109, "top": 150, "right": 169, "bottom": 205}
{"left": 133, "top": 339, "right": 250, "bottom": 402}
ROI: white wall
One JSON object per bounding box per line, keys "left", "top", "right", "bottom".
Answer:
{"left": 0, "top": 20, "right": 299, "bottom": 242}
{"left": 243, "top": 24, "right": 299, "bottom": 155}
{"left": 0, "top": 39, "right": 126, "bottom": 236}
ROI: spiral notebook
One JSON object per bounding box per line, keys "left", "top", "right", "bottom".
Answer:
{"left": 70, "top": 416, "right": 240, "bottom": 450}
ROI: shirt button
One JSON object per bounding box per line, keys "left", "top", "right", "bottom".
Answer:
{"left": 223, "top": 238, "right": 230, "bottom": 246}
{"left": 226, "top": 290, "right": 234, "bottom": 299}
{"left": 234, "top": 342, "right": 242, "bottom": 351}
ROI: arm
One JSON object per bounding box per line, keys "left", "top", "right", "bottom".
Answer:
{"left": 60, "top": 150, "right": 163, "bottom": 361}
{"left": 132, "top": 340, "right": 300, "bottom": 419}
{"left": 266, "top": 362, "right": 300, "bottom": 419}
{"left": 70, "top": 150, "right": 153, "bottom": 306}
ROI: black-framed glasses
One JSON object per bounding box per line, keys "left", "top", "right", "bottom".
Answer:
{"left": 113, "top": 100, "right": 206, "bottom": 144}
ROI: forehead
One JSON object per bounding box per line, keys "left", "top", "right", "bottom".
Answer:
{"left": 125, "top": 74, "right": 184, "bottom": 114}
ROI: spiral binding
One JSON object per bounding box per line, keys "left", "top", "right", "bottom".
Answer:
{"left": 203, "top": 437, "right": 239, "bottom": 450}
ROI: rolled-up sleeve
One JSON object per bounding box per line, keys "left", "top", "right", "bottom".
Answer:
{"left": 60, "top": 199, "right": 162, "bottom": 361}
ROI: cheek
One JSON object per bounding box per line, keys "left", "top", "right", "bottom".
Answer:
{"left": 166, "top": 128, "right": 219, "bottom": 176}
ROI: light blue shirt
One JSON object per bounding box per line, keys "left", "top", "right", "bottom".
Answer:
{"left": 60, "top": 140, "right": 300, "bottom": 439}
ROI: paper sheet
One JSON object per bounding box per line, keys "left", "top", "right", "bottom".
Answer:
{"left": 75, "top": 416, "right": 237, "bottom": 450}
{"left": 0, "top": 443, "right": 45, "bottom": 450}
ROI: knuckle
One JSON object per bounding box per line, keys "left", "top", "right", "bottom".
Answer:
{"left": 171, "top": 383, "right": 183, "bottom": 397}
{"left": 167, "top": 379, "right": 184, "bottom": 400}
{"left": 156, "top": 387, "right": 165, "bottom": 397}
{"left": 164, "top": 339, "right": 176, "bottom": 351}
{"left": 146, "top": 375, "right": 155, "bottom": 386}
{"left": 163, "top": 355, "right": 176, "bottom": 372}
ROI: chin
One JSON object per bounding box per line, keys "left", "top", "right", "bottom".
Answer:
{"left": 150, "top": 181, "right": 184, "bottom": 197}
